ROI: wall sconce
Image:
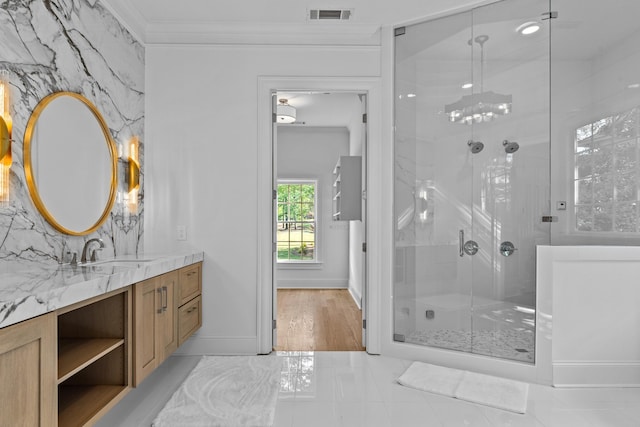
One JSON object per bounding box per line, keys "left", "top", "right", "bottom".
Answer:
{"left": 0, "top": 70, "right": 12, "bottom": 206}
{"left": 121, "top": 136, "right": 140, "bottom": 213}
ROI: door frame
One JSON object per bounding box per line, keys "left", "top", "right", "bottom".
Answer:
{"left": 257, "top": 76, "right": 382, "bottom": 354}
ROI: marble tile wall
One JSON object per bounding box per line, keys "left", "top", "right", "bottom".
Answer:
{"left": 0, "top": 0, "right": 144, "bottom": 269}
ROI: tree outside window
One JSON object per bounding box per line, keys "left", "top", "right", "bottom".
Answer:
{"left": 277, "top": 181, "right": 316, "bottom": 261}
{"left": 574, "top": 107, "right": 640, "bottom": 232}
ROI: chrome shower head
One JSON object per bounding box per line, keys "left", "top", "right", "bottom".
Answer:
{"left": 503, "top": 140, "right": 519, "bottom": 153}
{"left": 467, "top": 140, "right": 484, "bottom": 154}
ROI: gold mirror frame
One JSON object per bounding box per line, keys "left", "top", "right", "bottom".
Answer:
{"left": 23, "top": 92, "right": 118, "bottom": 236}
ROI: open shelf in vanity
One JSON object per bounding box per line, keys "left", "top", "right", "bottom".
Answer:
{"left": 56, "top": 288, "right": 132, "bottom": 427}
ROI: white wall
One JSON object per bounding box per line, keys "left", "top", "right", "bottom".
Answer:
{"left": 145, "top": 44, "right": 381, "bottom": 354}
{"left": 276, "top": 126, "right": 350, "bottom": 289}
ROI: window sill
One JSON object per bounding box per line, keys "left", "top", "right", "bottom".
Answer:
{"left": 277, "top": 261, "right": 324, "bottom": 270}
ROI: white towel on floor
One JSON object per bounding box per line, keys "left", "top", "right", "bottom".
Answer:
{"left": 397, "top": 361, "right": 529, "bottom": 414}
{"left": 396, "top": 361, "right": 465, "bottom": 397}
{"left": 454, "top": 370, "right": 529, "bottom": 414}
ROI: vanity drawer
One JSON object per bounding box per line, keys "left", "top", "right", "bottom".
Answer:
{"left": 178, "top": 296, "right": 201, "bottom": 346}
{"left": 178, "top": 263, "right": 201, "bottom": 306}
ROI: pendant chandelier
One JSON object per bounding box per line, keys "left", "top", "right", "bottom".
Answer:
{"left": 445, "top": 35, "right": 512, "bottom": 125}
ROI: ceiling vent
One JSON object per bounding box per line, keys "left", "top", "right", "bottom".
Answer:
{"left": 308, "top": 9, "right": 353, "bottom": 21}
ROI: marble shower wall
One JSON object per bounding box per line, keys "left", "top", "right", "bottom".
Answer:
{"left": 0, "top": 0, "right": 144, "bottom": 267}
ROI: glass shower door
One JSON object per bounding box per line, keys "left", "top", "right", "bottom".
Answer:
{"left": 467, "top": 0, "right": 550, "bottom": 362}
{"left": 393, "top": 9, "right": 475, "bottom": 353}
{"left": 393, "top": 0, "right": 550, "bottom": 363}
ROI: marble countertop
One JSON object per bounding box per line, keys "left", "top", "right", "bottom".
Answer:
{"left": 0, "top": 251, "right": 204, "bottom": 329}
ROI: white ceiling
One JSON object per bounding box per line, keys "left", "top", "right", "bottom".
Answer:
{"left": 101, "top": 0, "right": 640, "bottom": 60}
{"left": 276, "top": 92, "right": 362, "bottom": 127}
{"left": 99, "top": 0, "right": 486, "bottom": 44}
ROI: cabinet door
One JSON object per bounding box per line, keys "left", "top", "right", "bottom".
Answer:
{"left": 0, "top": 313, "right": 56, "bottom": 427}
{"left": 159, "top": 271, "right": 178, "bottom": 362}
{"left": 133, "top": 277, "right": 160, "bottom": 386}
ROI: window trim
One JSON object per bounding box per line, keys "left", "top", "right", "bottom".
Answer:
{"left": 276, "top": 179, "right": 320, "bottom": 263}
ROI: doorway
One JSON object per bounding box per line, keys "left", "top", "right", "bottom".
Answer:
{"left": 273, "top": 91, "right": 367, "bottom": 352}
{"left": 256, "top": 76, "right": 382, "bottom": 356}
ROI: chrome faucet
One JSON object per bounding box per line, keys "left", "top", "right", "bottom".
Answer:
{"left": 81, "top": 238, "right": 105, "bottom": 263}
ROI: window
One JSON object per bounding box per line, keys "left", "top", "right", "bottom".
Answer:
{"left": 574, "top": 107, "right": 640, "bottom": 232}
{"left": 277, "top": 181, "right": 317, "bottom": 261}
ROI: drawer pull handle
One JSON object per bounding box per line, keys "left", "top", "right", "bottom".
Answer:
{"left": 162, "top": 286, "right": 168, "bottom": 312}
{"left": 186, "top": 306, "right": 197, "bottom": 313}
{"left": 157, "top": 288, "right": 163, "bottom": 314}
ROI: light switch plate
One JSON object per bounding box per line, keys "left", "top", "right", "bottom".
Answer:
{"left": 177, "top": 225, "right": 187, "bottom": 240}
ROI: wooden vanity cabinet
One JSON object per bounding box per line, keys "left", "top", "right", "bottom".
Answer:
{"left": 0, "top": 313, "right": 57, "bottom": 427}
{"left": 133, "top": 263, "right": 202, "bottom": 385}
{"left": 132, "top": 271, "right": 178, "bottom": 386}
{"left": 0, "top": 261, "right": 201, "bottom": 426}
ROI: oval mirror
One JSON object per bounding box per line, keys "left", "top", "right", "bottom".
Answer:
{"left": 24, "top": 92, "right": 117, "bottom": 235}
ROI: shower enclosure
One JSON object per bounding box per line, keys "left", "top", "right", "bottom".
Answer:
{"left": 393, "top": 0, "right": 551, "bottom": 363}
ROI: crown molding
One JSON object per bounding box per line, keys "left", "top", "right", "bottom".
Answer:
{"left": 146, "top": 21, "right": 381, "bottom": 46}
{"left": 100, "top": 1, "right": 382, "bottom": 46}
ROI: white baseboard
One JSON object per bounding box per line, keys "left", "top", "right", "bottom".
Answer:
{"left": 277, "top": 278, "right": 348, "bottom": 289}
{"left": 553, "top": 361, "right": 640, "bottom": 387}
{"left": 173, "top": 335, "right": 258, "bottom": 356}
{"left": 348, "top": 285, "right": 362, "bottom": 309}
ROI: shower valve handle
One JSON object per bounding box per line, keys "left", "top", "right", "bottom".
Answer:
{"left": 500, "top": 241, "right": 517, "bottom": 256}
{"left": 459, "top": 230, "right": 479, "bottom": 256}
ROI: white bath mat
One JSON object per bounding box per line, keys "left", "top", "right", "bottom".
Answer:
{"left": 455, "top": 370, "right": 529, "bottom": 414}
{"left": 152, "top": 355, "right": 282, "bottom": 427}
{"left": 396, "top": 361, "right": 465, "bottom": 397}
{"left": 397, "top": 361, "right": 529, "bottom": 414}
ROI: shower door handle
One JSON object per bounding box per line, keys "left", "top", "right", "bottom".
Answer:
{"left": 459, "top": 230, "right": 479, "bottom": 256}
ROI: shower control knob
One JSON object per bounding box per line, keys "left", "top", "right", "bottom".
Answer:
{"left": 499, "top": 241, "right": 517, "bottom": 256}
{"left": 463, "top": 240, "right": 479, "bottom": 256}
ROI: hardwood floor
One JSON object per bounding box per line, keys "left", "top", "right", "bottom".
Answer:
{"left": 276, "top": 289, "right": 365, "bottom": 351}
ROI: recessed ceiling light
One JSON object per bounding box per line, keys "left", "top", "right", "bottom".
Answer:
{"left": 461, "top": 83, "right": 473, "bottom": 89}
{"left": 407, "top": 93, "right": 416, "bottom": 98}
{"left": 516, "top": 21, "right": 540, "bottom": 35}
{"left": 628, "top": 83, "right": 640, "bottom": 89}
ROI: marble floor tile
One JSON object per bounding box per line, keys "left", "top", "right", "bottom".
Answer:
{"left": 98, "top": 352, "right": 640, "bottom": 427}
